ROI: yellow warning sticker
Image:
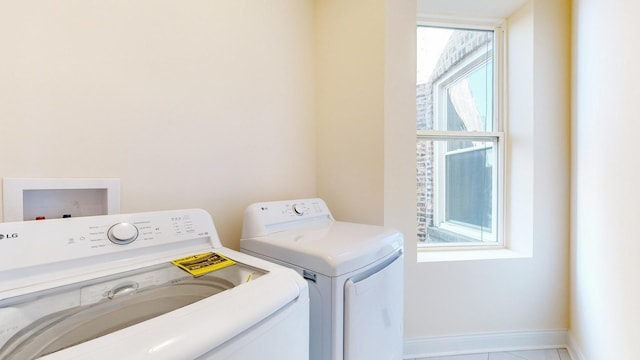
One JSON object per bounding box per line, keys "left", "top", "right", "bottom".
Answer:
{"left": 171, "top": 252, "right": 236, "bottom": 277}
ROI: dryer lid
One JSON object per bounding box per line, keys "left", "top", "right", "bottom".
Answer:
{"left": 241, "top": 221, "right": 403, "bottom": 276}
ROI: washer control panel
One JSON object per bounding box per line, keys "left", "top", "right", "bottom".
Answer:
{"left": 0, "top": 209, "right": 217, "bottom": 273}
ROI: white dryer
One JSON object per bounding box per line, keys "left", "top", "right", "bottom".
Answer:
{"left": 240, "top": 198, "right": 403, "bottom": 360}
{"left": 0, "top": 209, "right": 309, "bottom": 360}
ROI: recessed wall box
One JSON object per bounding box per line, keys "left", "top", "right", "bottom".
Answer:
{"left": 2, "top": 178, "right": 120, "bottom": 222}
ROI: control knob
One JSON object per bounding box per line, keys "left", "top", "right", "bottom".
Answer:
{"left": 107, "top": 223, "right": 139, "bottom": 245}
{"left": 292, "top": 204, "right": 305, "bottom": 216}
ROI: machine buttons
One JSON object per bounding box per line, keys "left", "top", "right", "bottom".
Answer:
{"left": 107, "top": 223, "right": 139, "bottom": 245}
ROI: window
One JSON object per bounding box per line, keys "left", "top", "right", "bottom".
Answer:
{"left": 417, "top": 24, "right": 504, "bottom": 248}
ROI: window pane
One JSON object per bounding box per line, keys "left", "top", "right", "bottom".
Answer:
{"left": 417, "top": 139, "right": 497, "bottom": 244}
{"left": 445, "top": 146, "right": 492, "bottom": 228}
{"left": 416, "top": 27, "right": 494, "bottom": 132}
{"left": 446, "top": 62, "right": 493, "bottom": 132}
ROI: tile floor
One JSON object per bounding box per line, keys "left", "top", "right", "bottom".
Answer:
{"left": 409, "top": 348, "right": 571, "bottom": 360}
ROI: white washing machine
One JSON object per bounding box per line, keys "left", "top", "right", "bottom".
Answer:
{"left": 240, "top": 198, "right": 403, "bottom": 360}
{"left": 0, "top": 209, "right": 309, "bottom": 360}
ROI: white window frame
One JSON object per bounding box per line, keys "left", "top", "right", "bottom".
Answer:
{"left": 434, "top": 45, "right": 497, "bottom": 243}
{"left": 417, "top": 20, "right": 506, "bottom": 250}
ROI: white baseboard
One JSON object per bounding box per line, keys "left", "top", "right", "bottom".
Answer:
{"left": 403, "top": 329, "right": 575, "bottom": 359}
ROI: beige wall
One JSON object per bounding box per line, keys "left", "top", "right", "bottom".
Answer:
{"left": 572, "top": 0, "right": 640, "bottom": 357}
{"left": 0, "top": 0, "right": 316, "bottom": 250}
{"left": 315, "top": 0, "right": 385, "bottom": 225}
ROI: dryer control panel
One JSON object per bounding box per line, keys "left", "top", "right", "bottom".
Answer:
{"left": 241, "top": 198, "right": 334, "bottom": 238}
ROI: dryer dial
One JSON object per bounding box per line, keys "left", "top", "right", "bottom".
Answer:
{"left": 107, "top": 223, "right": 139, "bottom": 245}
{"left": 292, "top": 204, "right": 305, "bottom": 216}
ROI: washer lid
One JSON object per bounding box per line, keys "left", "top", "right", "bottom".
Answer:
{"left": 0, "top": 278, "right": 232, "bottom": 359}
{"left": 241, "top": 221, "right": 403, "bottom": 276}
{"left": 0, "top": 260, "right": 266, "bottom": 360}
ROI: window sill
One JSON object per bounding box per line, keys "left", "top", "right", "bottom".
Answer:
{"left": 417, "top": 247, "right": 531, "bottom": 263}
